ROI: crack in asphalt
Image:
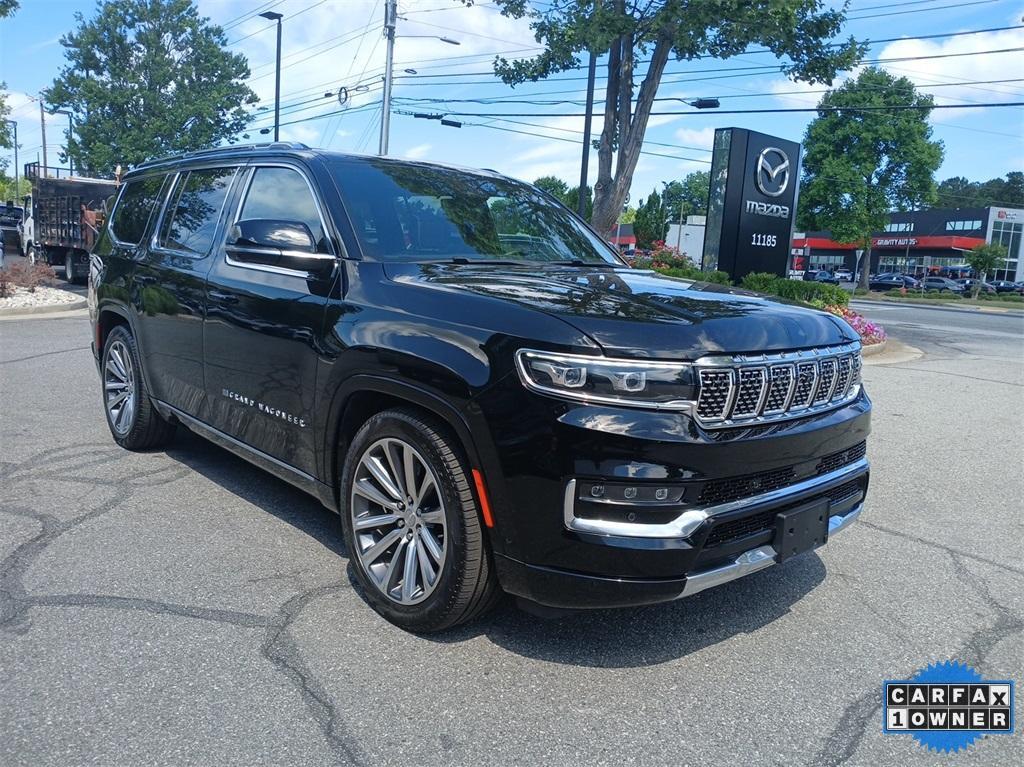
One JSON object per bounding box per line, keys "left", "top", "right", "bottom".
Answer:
{"left": 0, "top": 443, "right": 367, "bottom": 765}
{"left": 810, "top": 539, "right": 1023, "bottom": 766}
{"left": 0, "top": 345, "right": 92, "bottom": 365}
{"left": 859, "top": 520, "right": 1024, "bottom": 578}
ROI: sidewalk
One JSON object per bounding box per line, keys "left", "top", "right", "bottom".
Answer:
{"left": 851, "top": 297, "right": 1024, "bottom": 315}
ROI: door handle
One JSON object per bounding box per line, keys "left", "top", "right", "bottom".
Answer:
{"left": 208, "top": 290, "right": 239, "bottom": 303}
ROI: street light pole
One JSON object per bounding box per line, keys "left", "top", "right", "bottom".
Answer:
{"left": 379, "top": 0, "right": 398, "bottom": 155}
{"left": 39, "top": 98, "right": 47, "bottom": 177}
{"left": 259, "top": 11, "right": 284, "bottom": 142}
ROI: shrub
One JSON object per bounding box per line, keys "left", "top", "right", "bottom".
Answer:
{"left": 737, "top": 272, "right": 850, "bottom": 307}
{"left": 5, "top": 262, "right": 57, "bottom": 293}
{"left": 739, "top": 272, "right": 779, "bottom": 293}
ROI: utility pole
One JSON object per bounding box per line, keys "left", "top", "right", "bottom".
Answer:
{"left": 577, "top": 50, "right": 596, "bottom": 219}
{"left": 39, "top": 97, "right": 47, "bottom": 177}
{"left": 3, "top": 120, "right": 18, "bottom": 195}
{"left": 379, "top": 0, "right": 398, "bottom": 155}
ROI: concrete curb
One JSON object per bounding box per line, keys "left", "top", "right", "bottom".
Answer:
{"left": 852, "top": 297, "right": 1024, "bottom": 315}
{"left": 861, "top": 339, "right": 886, "bottom": 357}
{"left": 0, "top": 298, "right": 87, "bottom": 317}
{"left": 863, "top": 337, "right": 924, "bottom": 366}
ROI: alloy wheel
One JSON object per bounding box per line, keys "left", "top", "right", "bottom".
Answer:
{"left": 104, "top": 340, "right": 136, "bottom": 435}
{"left": 349, "top": 437, "right": 447, "bottom": 605}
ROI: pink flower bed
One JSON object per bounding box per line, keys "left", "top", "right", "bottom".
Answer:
{"left": 823, "top": 305, "right": 886, "bottom": 346}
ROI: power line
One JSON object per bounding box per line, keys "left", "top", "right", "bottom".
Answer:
{"left": 438, "top": 101, "right": 1024, "bottom": 118}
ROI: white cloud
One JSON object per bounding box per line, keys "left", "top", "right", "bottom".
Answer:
{"left": 403, "top": 142, "right": 433, "bottom": 159}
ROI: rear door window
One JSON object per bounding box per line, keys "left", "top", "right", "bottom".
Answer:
{"left": 158, "top": 168, "right": 236, "bottom": 256}
{"left": 110, "top": 176, "right": 165, "bottom": 245}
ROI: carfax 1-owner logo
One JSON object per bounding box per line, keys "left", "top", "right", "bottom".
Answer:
{"left": 883, "top": 660, "right": 1015, "bottom": 753}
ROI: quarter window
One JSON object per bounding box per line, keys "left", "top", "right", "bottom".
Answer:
{"left": 238, "top": 167, "right": 329, "bottom": 253}
{"left": 110, "top": 176, "right": 165, "bottom": 245}
{"left": 158, "top": 168, "right": 236, "bottom": 256}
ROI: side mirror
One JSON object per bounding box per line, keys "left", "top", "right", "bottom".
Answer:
{"left": 225, "top": 219, "right": 334, "bottom": 274}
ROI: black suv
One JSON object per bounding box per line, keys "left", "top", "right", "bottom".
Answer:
{"left": 89, "top": 144, "right": 871, "bottom": 632}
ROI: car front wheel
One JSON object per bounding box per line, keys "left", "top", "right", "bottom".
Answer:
{"left": 340, "top": 409, "right": 500, "bottom": 632}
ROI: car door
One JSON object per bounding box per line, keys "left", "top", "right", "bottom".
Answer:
{"left": 133, "top": 165, "right": 239, "bottom": 419}
{"left": 203, "top": 162, "right": 338, "bottom": 476}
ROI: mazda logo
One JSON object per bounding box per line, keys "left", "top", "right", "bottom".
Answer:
{"left": 755, "top": 147, "right": 790, "bottom": 197}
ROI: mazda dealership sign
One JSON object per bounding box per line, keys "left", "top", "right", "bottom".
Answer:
{"left": 702, "top": 128, "right": 802, "bottom": 279}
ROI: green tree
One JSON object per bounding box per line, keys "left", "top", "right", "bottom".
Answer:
{"left": 965, "top": 243, "right": 1007, "bottom": 297}
{"left": 533, "top": 175, "right": 570, "bottom": 200}
{"left": 936, "top": 173, "right": 1024, "bottom": 208}
{"left": 45, "top": 0, "right": 257, "bottom": 175}
{"left": 620, "top": 205, "right": 636, "bottom": 224}
{"left": 662, "top": 170, "right": 711, "bottom": 222}
{"left": 488, "top": 0, "right": 862, "bottom": 236}
{"left": 0, "top": 0, "right": 19, "bottom": 152}
{"left": 633, "top": 189, "right": 667, "bottom": 249}
{"left": 798, "top": 67, "right": 943, "bottom": 289}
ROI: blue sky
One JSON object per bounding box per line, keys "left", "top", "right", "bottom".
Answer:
{"left": 2, "top": 0, "right": 1022, "bottom": 202}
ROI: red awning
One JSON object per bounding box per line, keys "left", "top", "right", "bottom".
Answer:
{"left": 792, "top": 235, "right": 986, "bottom": 251}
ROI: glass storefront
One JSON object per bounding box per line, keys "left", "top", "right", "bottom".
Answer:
{"left": 990, "top": 220, "right": 1021, "bottom": 281}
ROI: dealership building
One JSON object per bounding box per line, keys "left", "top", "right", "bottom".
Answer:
{"left": 792, "top": 206, "right": 1023, "bottom": 281}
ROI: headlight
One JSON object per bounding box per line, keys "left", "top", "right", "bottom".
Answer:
{"left": 515, "top": 349, "right": 696, "bottom": 409}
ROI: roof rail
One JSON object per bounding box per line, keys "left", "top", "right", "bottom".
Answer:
{"left": 132, "top": 142, "right": 312, "bottom": 171}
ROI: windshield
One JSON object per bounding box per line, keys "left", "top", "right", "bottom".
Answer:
{"left": 329, "top": 158, "right": 622, "bottom": 265}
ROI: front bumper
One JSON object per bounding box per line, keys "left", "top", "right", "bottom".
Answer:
{"left": 494, "top": 463, "right": 867, "bottom": 610}
{"left": 474, "top": 380, "right": 871, "bottom": 610}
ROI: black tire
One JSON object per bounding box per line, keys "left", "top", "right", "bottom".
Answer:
{"left": 25, "top": 243, "right": 36, "bottom": 265}
{"left": 339, "top": 408, "right": 500, "bottom": 633}
{"left": 100, "top": 325, "right": 176, "bottom": 450}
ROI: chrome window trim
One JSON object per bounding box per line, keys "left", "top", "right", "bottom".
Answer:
{"left": 563, "top": 456, "right": 868, "bottom": 540}
{"left": 149, "top": 166, "right": 240, "bottom": 259}
{"left": 224, "top": 162, "right": 338, "bottom": 278}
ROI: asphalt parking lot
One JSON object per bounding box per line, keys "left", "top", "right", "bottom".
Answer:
{"left": 1, "top": 304, "right": 1022, "bottom": 766}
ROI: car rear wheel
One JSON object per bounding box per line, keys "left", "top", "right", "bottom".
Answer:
{"left": 101, "top": 325, "right": 175, "bottom": 450}
{"left": 340, "top": 408, "right": 500, "bottom": 632}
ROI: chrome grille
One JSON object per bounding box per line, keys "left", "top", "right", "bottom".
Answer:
{"left": 732, "top": 368, "right": 767, "bottom": 417}
{"left": 694, "top": 344, "right": 862, "bottom": 427}
{"left": 696, "top": 370, "right": 734, "bottom": 419}
{"left": 762, "top": 365, "right": 794, "bottom": 414}
{"left": 814, "top": 358, "right": 838, "bottom": 404}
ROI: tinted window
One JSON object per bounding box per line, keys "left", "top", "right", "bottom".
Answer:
{"left": 158, "top": 168, "right": 235, "bottom": 255}
{"left": 111, "top": 176, "right": 165, "bottom": 244}
{"left": 238, "top": 167, "right": 329, "bottom": 253}
{"left": 328, "top": 159, "right": 619, "bottom": 264}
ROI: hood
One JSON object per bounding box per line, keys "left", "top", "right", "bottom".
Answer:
{"left": 384, "top": 263, "right": 857, "bottom": 360}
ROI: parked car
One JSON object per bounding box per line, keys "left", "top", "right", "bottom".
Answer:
{"left": 955, "top": 278, "right": 996, "bottom": 295}
{"left": 869, "top": 273, "right": 919, "bottom": 291}
{"left": 921, "top": 276, "right": 965, "bottom": 293}
{"left": 989, "top": 280, "right": 1024, "bottom": 294}
{"left": 803, "top": 269, "right": 840, "bottom": 284}
{"left": 834, "top": 268, "right": 853, "bottom": 282}
{"left": 89, "top": 144, "right": 871, "bottom": 632}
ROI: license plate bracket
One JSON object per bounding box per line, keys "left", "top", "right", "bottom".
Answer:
{"left": 774, "top": 498, "right": 830, "bottom": 562}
